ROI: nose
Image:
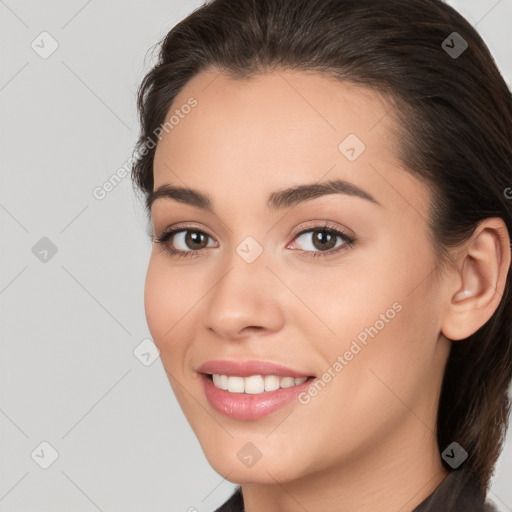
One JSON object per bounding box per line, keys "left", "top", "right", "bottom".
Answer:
{"left": 200, "top": 250, "right": 286, "bottom": 341}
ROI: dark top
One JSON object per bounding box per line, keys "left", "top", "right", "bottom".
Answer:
{"left": 414, "top": 468, "right": 499, "bottom": 512}
{"left": 213, "top": 468, "right": 500, "bottom": 512}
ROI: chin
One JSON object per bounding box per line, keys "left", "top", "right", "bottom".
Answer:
{"left": 199, "top": 440, "right": 309, "bottom": 485}
{"left": 209, "top": 459, "right": 298, "bottom": 485}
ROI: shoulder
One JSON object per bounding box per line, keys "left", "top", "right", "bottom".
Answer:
{"left": 212, "top": 486, "right": 243, "bottom": 512}
{"left": 483, "top": 497, "right": 503, "bottom": 512}
{"left": 413, "top": 468, "right": 499, "bottom": 512}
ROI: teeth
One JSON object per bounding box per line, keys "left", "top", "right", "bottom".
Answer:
{"left": 212, "top": 374, "right": 230, "bottom": 390}
{"left": 280, "top": 377, "right": 296, "bottom": 388}
{"left": 264, "top": 375, "right": 280, "bottom": 391}
{"left": 211, "top": 374, "right": 308, "bottom": 393}
{"left": 227, "top": 376, "right": 245, "bottom": 393}
{"left": 245, "top": 375, "right": 265, "bottom": 394}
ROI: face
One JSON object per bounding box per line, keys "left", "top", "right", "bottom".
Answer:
{"left": 145, "top": 69, "right": 451, "bottom": 484}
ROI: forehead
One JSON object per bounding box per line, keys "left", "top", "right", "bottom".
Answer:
{"left": 154, "top": 68, "right": 394, "bottom": 170}
{"left": 152, "top": 68, "right": 430, "bottom": 221}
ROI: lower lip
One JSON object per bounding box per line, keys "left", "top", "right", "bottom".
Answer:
{"left": 200, "top": 373, "right": 315, "bottom": 420}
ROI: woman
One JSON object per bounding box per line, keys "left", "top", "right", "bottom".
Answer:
{"left": 131, "top": 0, "right": 512, "bottom": 510}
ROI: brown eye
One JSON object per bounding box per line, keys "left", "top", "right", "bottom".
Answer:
{"left": 153, "top": 228, "right": 216, "bottom": 258}
{"left": 184, "top": 230, "right": 209, "bottom": 250}
{"left": 291, "top": 227, "right": 353, "bottom": 255}
{"left": 310, "top": 230, "right": 338, "bottom": 251}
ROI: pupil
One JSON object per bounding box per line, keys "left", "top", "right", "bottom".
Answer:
{"left": 187, "top": 231, "right": 206, "bottom": 249}
{"left": 314, "top": 231, "right": 336, "bottom": 250}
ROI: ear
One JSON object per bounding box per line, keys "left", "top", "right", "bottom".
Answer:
{"left": 441, "top": 218, "right": 511, "bottom": 341}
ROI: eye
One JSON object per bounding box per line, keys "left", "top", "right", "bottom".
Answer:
{"left": 153, "top": 227, "right": 217, "bottom": 259}
{"left": 153, "top": 221, "right": 355, "bottom": 260}
{"left": 288, "top": 222, "right": 355, "bottom": 257}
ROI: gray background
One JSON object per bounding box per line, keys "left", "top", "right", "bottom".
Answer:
{"left": 1, "top": 1, "right": 511, "bottom": 511}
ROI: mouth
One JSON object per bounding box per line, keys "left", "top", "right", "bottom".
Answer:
{"left": 196, "top": 359, "right": 317, "bottom": 420}
{"left": 199, "top": 372, "right": 317, "bottom": 420}
{"left": 204, "top": 373, "right": 316, "bottom": 394}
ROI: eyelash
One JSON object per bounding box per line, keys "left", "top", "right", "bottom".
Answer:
{"left": 152, "top": 222, "right": 356, "bottom": 260}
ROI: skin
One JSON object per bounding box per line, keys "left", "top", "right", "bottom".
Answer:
{"left": 145, "top": 68, "right": 510, "bottom": 512}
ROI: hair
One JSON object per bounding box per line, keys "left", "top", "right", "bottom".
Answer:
{"left": 131, "top": 0, "right": 512, "bottom": 508}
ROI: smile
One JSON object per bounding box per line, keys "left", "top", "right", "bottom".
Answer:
{"left": 200, "top": 373, "right": 316, "bottom": 420}
{"left": 210, "top": 373, "right": 309, "bottom": 394}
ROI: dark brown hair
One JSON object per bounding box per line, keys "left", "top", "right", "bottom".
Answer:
{"left": 131, "top": 0, "right": 512, "bottom": 507}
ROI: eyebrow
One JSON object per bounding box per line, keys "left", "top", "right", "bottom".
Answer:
{"left": 147, "top": 178, "right": 380, "bottom": 212}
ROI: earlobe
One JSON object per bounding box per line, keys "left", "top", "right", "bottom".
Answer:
{"left": 441, "top": 218, "right": 511, "bottom": 341}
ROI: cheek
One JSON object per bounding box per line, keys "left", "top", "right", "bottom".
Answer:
{"left": 144, "top": 261, "right": 171, "bottom": 341}
{"left": 144, "top": 258, "right": 202, "bottom": 411}
{"left": 143, "top": 257, "right": 196, "bottom": 357}
{"left": 303, "top": 239, "right": 441, "bottom": 395}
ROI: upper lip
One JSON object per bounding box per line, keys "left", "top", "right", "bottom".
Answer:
{"left": 197, "top": 360, "right": 313, "bottom": 378}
